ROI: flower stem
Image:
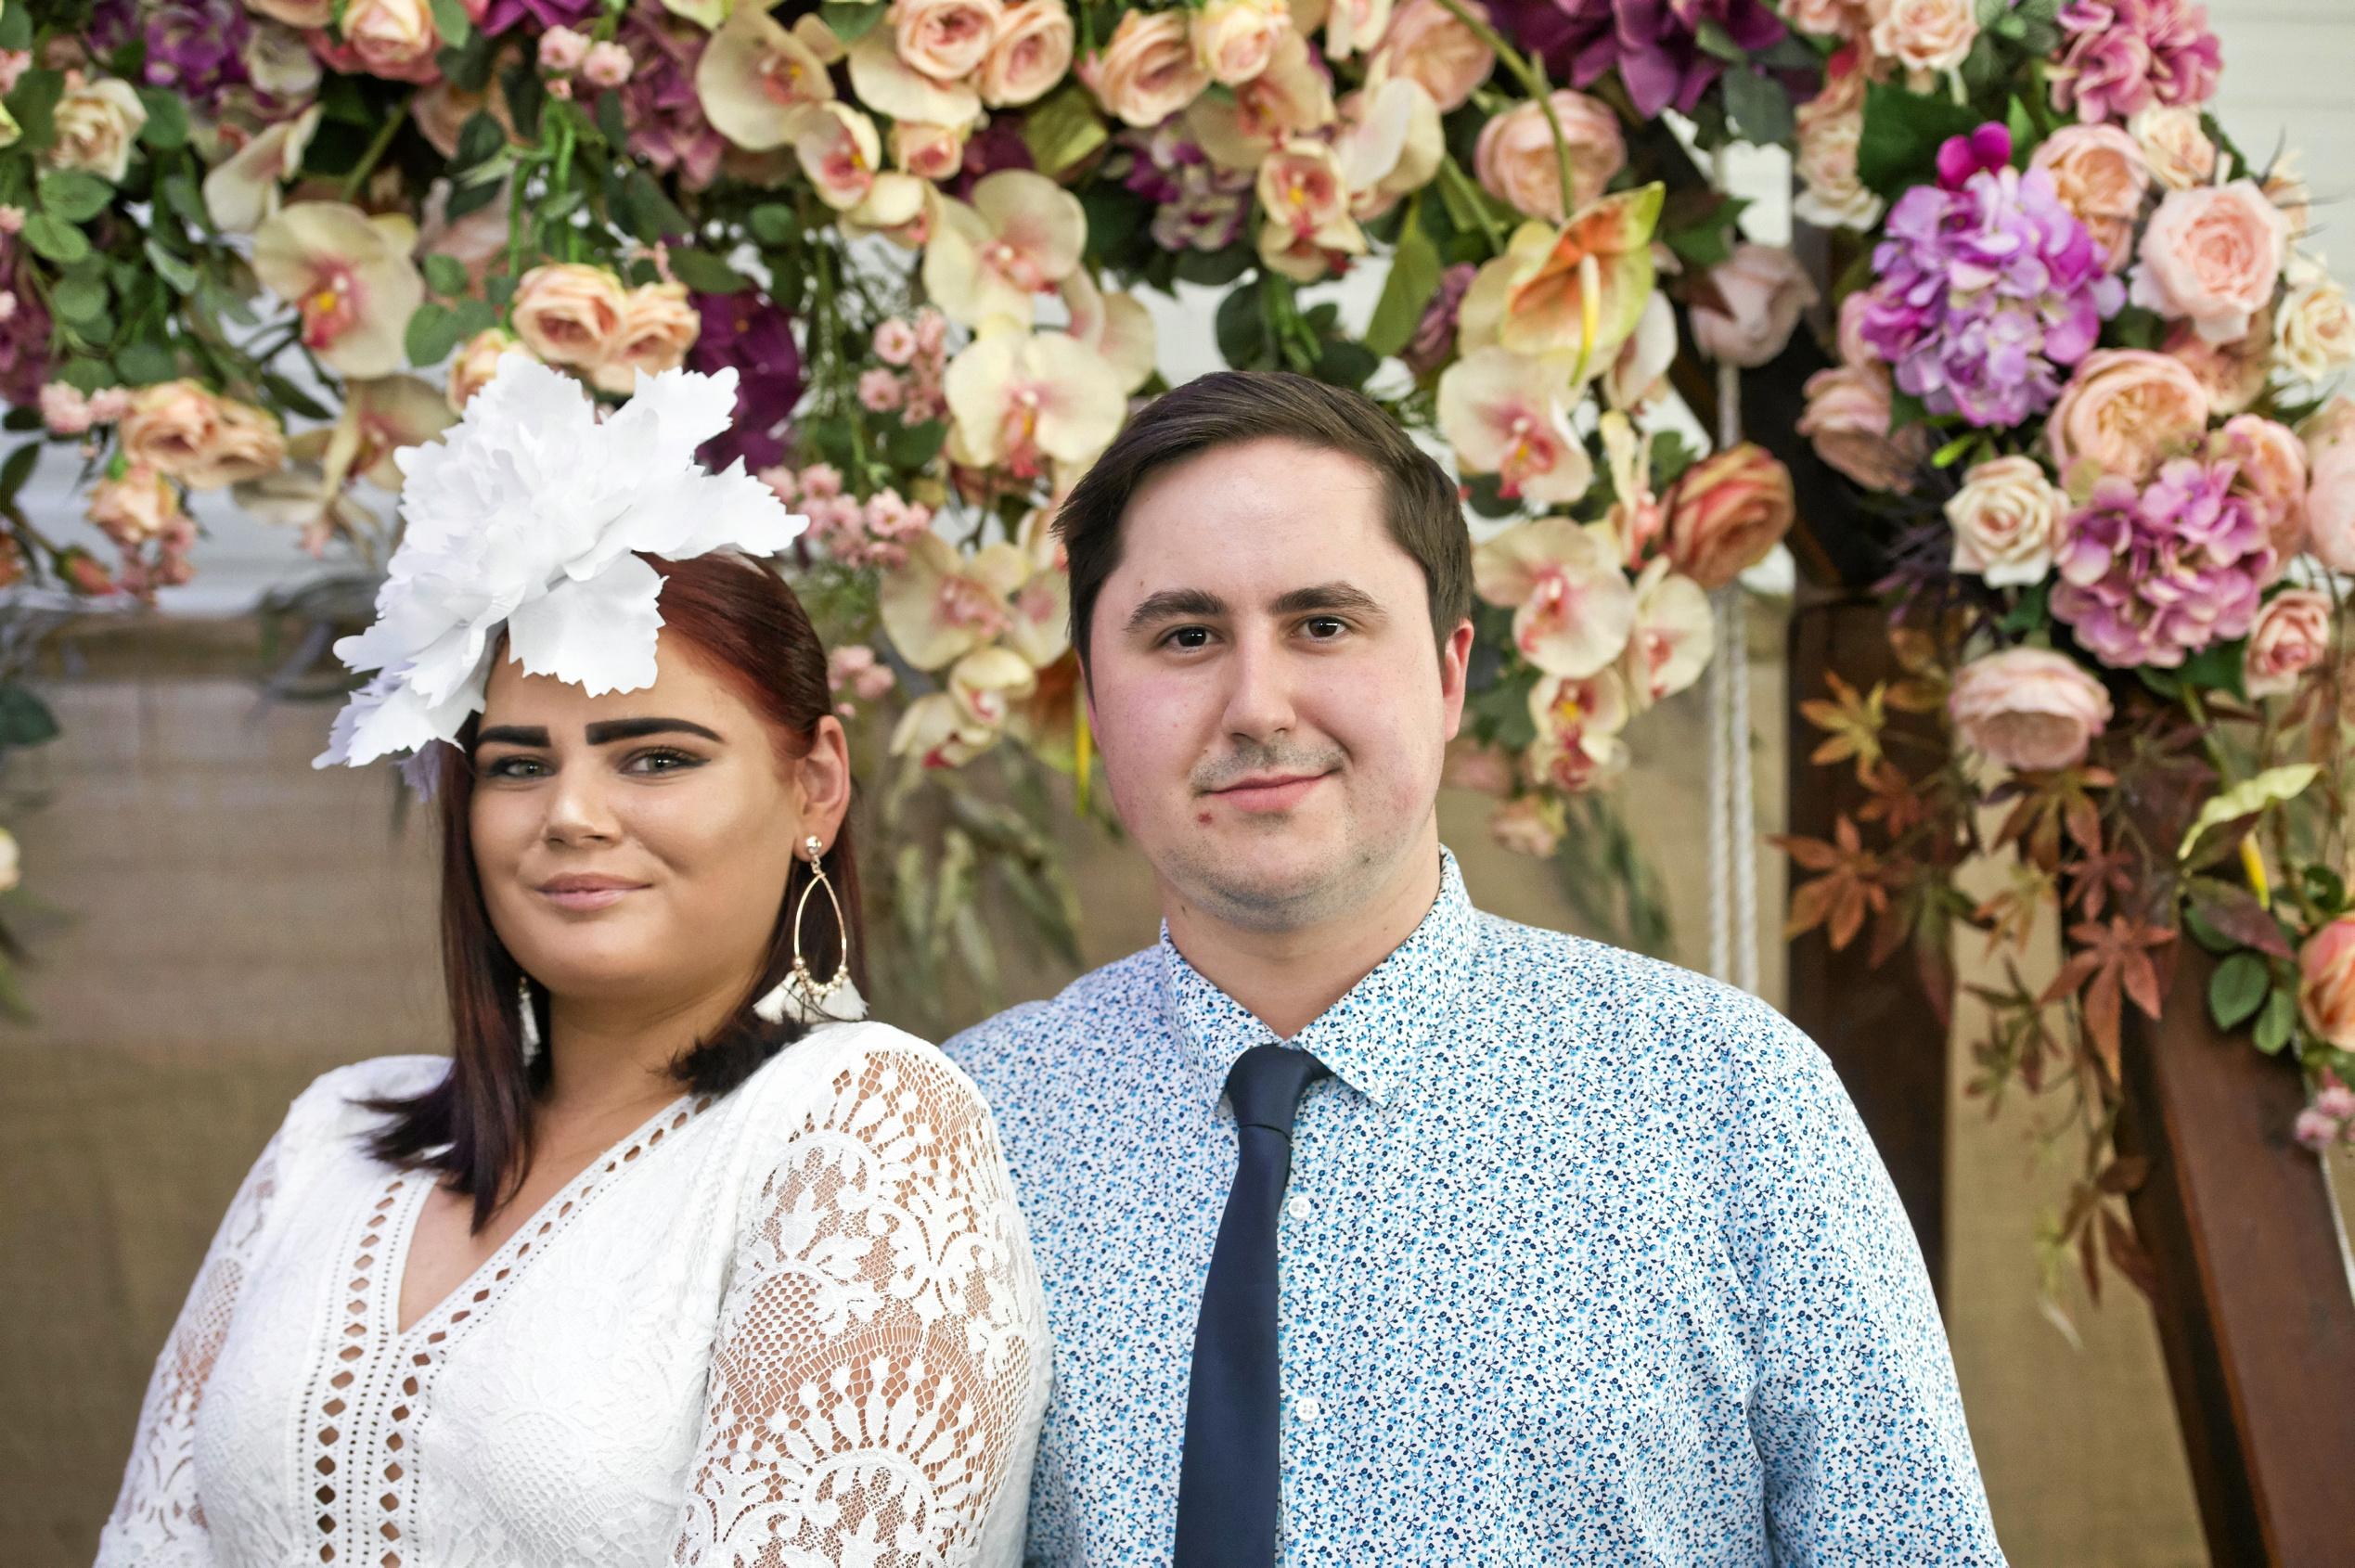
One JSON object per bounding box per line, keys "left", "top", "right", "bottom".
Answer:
{"left": 1426, "top": 0, "right": 1578, "bottom": 223}
{"left": 337, "top": 98, "right": 412, "bottom": 203}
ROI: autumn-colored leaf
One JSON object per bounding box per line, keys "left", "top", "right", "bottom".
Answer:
{"left": 2101, "top": 1210, "right": 2158, "bottom": 1300}
{"left": 1799, "top": 671, "right": 1887, "bottom": 786}
{"left": 1775, "top": 816, "right": 1889, "bottom": 951}
{"left": 2042, "top": 916, "right": 2177, "bottom": 1079}
{"left": 2093, "top": 1155, "right": 2149, "bottom": 1195}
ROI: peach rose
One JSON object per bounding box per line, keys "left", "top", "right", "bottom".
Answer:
{"left": 2218, "top": 413, "right": 2308, "bottom": 560}
{"left": 1080, "top": 10, "right": 1209, "bottom": 127}
{"left": 1949, "top": 646, "right": 2113, "bottom": 774}
{"left": 2275, "top": 256, "right": 2355, "bottom": 386}
{"left": 2130, "top": 181, "right": 2291, "bottom": 344}
{"left": 2299, "top": 916, "right": 2355, "bottom": 1050}
{"left": 1323, "top": 0, "right": 1394, "bottom": 58}
{"left": 1489, "top": 795, "right": 1564, "bottom": 857}
{"left": 448, "top": 328, "right": 523, "bottom": 409}
{"left": 2047, "top": 348, "right": 2209, "bottom": 485}
{"left": 86, "top": 463, "right": 181, "bottom": 546}
{"left": 2029, "top": 124, "right": 2148, "bottom": 273}
{"left": 891, "top": 120, "right": 968, "bottom": 179}
{"left": 2241, "top": 588, "right": 2331, "bottom": 699}
{"left": 1784, "top": 0, "right": 1869, "bottom": 38}
{"left": 1366, "top": 0, "right": 1493, "bottom": 113}
{"left": 2130, "top": 106, "right": 2215, "bottom": 194}
{"left": 1869, "top": 0, "right": 1975, "bottom": 76}
{"left": 335, "top": 0, "right": 443, "bottom": 81}
{"left": 1794, "top": 57, "right": 1880, "bottom": 231}
{"left": 188, "top": 398, "right": 290, "bottom": 490}
{"left": 2164, "top": 312, "right": 2271, "bottom": 417}
{"left": 510, "top": 262, "right": 629, "bottom": 368}
{"left": 1834, "top": 288, "right": 1875, "bottom": 370}
{"left": 978, "top": 0, "right": 1073, "bottom": 108}
{"left": 46, "top": 74, "right": 147, "bottom": 182}
{"left": 589, "top": 281, "right": 701, "bottom": 394}
{"left": 1691, "top": 243, "right": 1818, "bottom": 369}
{"left": 1192, "top": 0, "right": 1291, "bottom": 85}
{"left": 1472, "top": 89, "right": 1623, "bottom": 225}
{"left": 894, "top": 0, "right": 1003, "bottom": 83}
{"left": 246, "top": 0, "right": 331, "bottom": 24}
{"left": 2302, "top": 398, "right": 2355, "bottom": 573}
{"left": 1798, "top": 364, "right": 1925, "bottom": 493}
{"left": 1663, "top": 443, "right": 1795, "bottom": 591}
{"left": 1946, "top": 455, "right": 2064, "bottom": 586}
{"left": 119, "top": 381, "right": 222, "bottom": 481}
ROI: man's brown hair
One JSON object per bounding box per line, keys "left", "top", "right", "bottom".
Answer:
{"left": 1055, "top": 370, "right": 1473, "bottom": 667}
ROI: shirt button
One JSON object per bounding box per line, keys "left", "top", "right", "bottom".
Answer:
{"left": 1287, "top": 1193, "right": 1312, "bottom": 1222}
{"left": 1294, "top": 1394, "right": 1323, "bottom": 1422}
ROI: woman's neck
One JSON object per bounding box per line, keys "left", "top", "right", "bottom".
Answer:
{"left": 538, "top": 979, "right": 744, "bottom": 1121}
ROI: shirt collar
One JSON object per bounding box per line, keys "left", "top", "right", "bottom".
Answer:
{"left": 1154, "top": 847, "right": 1479, "bottom": 1109}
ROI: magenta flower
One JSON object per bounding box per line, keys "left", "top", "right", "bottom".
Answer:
{"left": 2052, "top": 0, "right": 2222, "bottom": 124}
{"left": 1489, "top": 0, "right": 1785, "bottom": 121}
{"left": 689, "top": 290, "right": 801, "bottom": 471}
{"left": 1106, "top": 124, "right": 1255, "bottom": 253}
{"left": 1860, "top": 149, "right": 2124, "bottom": 430}
{"left": 2051, "top": 456, "right": 2275, "bottom": 669}
{"left": 619, "top": 0, "right": 727, "bottom": 190}
{"left": 478, "top": 0, "right": 601, "bottom": 34}
{"left": 0, "top": 241, "right": 54, "bottom": 407}
{"left": 1404, "top": 263, "right": 1479, "bottom": 377}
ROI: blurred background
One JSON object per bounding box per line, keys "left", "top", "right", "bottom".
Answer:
{"left": 5, "top": 2, "right": 2354, "bottom": 1563}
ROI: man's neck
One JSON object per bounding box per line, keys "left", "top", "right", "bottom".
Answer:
{"left": 1163, "top": 834, "right": 1445, "bottom": 1039}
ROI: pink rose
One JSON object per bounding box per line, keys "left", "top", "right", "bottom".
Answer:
{"left": 1079, "top": 10, "right": 1209, "bottom": 128}
{"left": 447, "top": 328, "right": 522, "bottom": 410}
{"left": 874, "top": 318, "right": 920, "bottom": 365}
{"left": 2029, "top": 124, "right": 2149, "bottom": 272}
{"left": 192, "top": 398, "right": 290, "bottom": 490}
{"left": 979, "top": 0, "right": 1073, "bottom": 107}
{"left": 588, "top": 281, "right": 701, "bottom": 394}
{"left": 858, "top": 366, "right": 906, "bottom": 410}
{"left": 1663, "top": 443, "right": 1795, "bottom": 591}
{"left": 1471, "top": 89, "right": 1623, "bottom": 225}
{"left": 1191, "top": 0, "right": 1291, "bottom": 86}
{"left": 2275, "top": 257, "right": 2355, "bottom": 386}
{"left": 2047, "top": 347, "right": 2209, "bottom": 484}
{"left": 511, "top": 262, "right": 628, "bottom": 367}
{"left": 1946, "top": 455, "right": 2065, "bottom": 586}
{"left": 891, "top": 120, "right": 968, "bottom": 180}
{"left": 580, "top": 40, "right": 633, "bottom": 89}
{"left": 2299, "top": 916, "right": 2355, "bottom": 1051}
{"left": 1869, "top": 0, "right": 1976, "bottom": 75}
{"left": 1949, "top": 646, "right": 2113, "bottom": 773}
{"left": 39, "top": 381, "right": 92, "bottom": 435}
{"left": 120, "top": 379, "right": 283, "bottom": 488}
{"left": 1834, "top": 288, "right": 1875, "bottom": 371}
{"left": 537, "top": 25, "right": 589, "bottom": 73}
{"left": 2241, "top": 588, "right": 2330, "bottom": 699}
{"left": 1489, "top": 796, "right": 1564, "bottom": 857}
{"left": 85, "top": 463, "right": 182, "bottom": 546}
{"left": 1798, "top": 364, "right": 1926, "bottom": 494}
{"left": 1794, "top": 54, "right": 1880, "bottom": 231}
{"left": 2130, "top": 105, "right": 2215, "bottom": 193}
{"left": 1367, "top": 0, "right": 1493, "bottom": 112}
{"left": 1690, "top": 243, "right": 1818, "bottom": 369}
{"left": 328, "top": 0, "right": 443, "bottom": 82}
{"left": 2130, "top": 180, "right": 2291, "bottom": 345}
{"left": 2302, "top": 398, "right": 2355, "bottom": 572}
{"left": 894, "top": 0, "right": 1003, "bottom": 84}
{"left": 2217, "top": 413, "right": 2307, "bottom": 560}
{"left": 2163, "top": 312, "right": 2270, "bottom": 417}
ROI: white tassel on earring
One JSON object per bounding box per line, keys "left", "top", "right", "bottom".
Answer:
{"left": 758, "top": 834, "right": 867, "bottom": 1027}
{"left": 517, "top": 977, "right": 543, "bottom": 1062}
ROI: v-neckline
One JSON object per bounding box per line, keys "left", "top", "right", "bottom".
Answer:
{"left": 383, "top": 1090, "right": 702, "bottom": 1342}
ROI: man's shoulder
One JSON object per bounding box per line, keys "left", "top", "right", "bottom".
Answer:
{"left": 940, "top": 945, "right": 1164, "bottom": 1095}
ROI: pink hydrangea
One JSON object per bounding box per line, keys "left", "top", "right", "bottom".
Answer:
{"left": 2051, "top": 455, "right": 2275, "bottom": 668}
{"left": 2051, "top": 0, "right": 2221, "bottom": 124}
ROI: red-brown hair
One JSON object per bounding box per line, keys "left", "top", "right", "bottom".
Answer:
{"left": 364, "top": 552, "right": 865, "bottom": 1228}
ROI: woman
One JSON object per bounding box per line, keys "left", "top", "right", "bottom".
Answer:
{"left": 96, "top": 358, "right": 1049, "bottom": 1565}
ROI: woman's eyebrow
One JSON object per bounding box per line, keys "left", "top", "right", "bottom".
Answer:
{"left": 473, "top": 718, "right": 726, "bottom": 748}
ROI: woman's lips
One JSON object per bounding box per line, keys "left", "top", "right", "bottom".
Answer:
{"left": 1211, "top": 773, "right": 1328, "bottom": 813}
{"left": 539, "top": 885, "right": 643, "bottom": 912}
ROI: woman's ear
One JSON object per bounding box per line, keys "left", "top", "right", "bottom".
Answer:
{"left": 793, "top": 713, "right": 855, "bottom": 848}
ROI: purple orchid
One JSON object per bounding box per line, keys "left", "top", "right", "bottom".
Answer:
{"left": 690, "top": 290, "right": 802, "bottom": 472}
{"left": 1489, "top": 0, "right": 1786, "bottom": 121}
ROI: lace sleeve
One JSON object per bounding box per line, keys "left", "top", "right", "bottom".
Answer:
{"left": 94, "top": 1124, "right": 290, "bottom": 1568}
{"left": 673, "top": 1037, "right": 1047, "bottom": 1568}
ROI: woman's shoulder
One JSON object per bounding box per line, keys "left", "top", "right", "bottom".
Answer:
{"left": 279, "top": 1053, "right": 449, "bottom": 1153}
{"left": 727, "top": 1022, "right": 998, "bottom": 1148}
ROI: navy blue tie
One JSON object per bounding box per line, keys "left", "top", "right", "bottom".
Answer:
{"left": 1173, "top": 1043, "right": 1330, "bottom": 1567}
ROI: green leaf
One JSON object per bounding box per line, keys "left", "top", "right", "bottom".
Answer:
{"left": 452, "top": 110, "right": 505, "bottom": 174}
{"left": 37, "top": 170, "right": 111, "bottom": 222}
{"left": 1724, "top": 68, "right": 1796, "bottom": 148}
{"left": 1171, "top": 244, "right": 1252, "bottom": 287}
{"left": 2177, "top": 764, "right": 2320, "bottom": 860}
{"left": 144, "top": 238, "right": 198, "bottom": 294}
{"left": 135, "top": 87, "right": 189, "bottom": 149}
{"left": 1314, "top": 335, "right": 1379, "bottom": 391}
{"left": 1366, "top": 212, "right": 1442, "bottom": 359}
{"left": 1021, "top": 82, "right": 1108, "bottom": 178}
{"left": 0, "top": 3, "right": 30, "bottom": 51}
{"left": 19, "top": 212, "right": 88, "bottom": 263}
{"left": 595, "top": 88, "right": 627, "bottom": 150}
{"left": 405, "top": 301, "right": 463, "bottom": 366}
{"left": 446, "top": 296, "right": 498, "bottom": 341}
{"left": 0, "top": 442, "right": 38, "bottom": 507}
{"left": 2302, "top": 864, "right": 2349, "bottom": 917}
{"left": 2252, "top": 987, "right": 2297, "bottom": 1054}
{"left": 6, "top": 70, "right": 63, "bottom": 150}
{"left": 622, "top": 169, "right": 689, "bottom": 243}
{"left": 161, "top": 169, "right": 209, "bottom": 230}
{"left": 1214, "top": 284, "right": 1269, "bottom": 370}
{"left": 2207, "top": 951, "right": 2269, "bottom": 1031}
{"left": 749, "top": 203, "right": 799, "bottom": 247}
{"left": 427, "top": 0, "right": 475, "bottom": 46}
{"left": 1692, "top": 18, "right": 1745, "bottom": 63}
{"left": 443, "top": 173, "right": 504, "bottom": 222}
{"left": 667, "top": 247, "right": 750, "bottom": 293}
{"left": 0, "top": 684, "right": 59, "bottom": 749}
{"left": 112, "top": 341, "right": 178, "bottom": 384}
{"left": 50, "top": 274, "right": 107, "bottom": 324}
{"left": 261, "top": 371, "right": 332, "bottom": 420}
{"left": 1857, "top": 80, "right": 1987, "bottom": 199}
{"left": 2176, "top": 636, "right": 2248, "bottom": 700}
{"left": 885, "top": 418, "right": 947, "bottom": 469}
{"left": 54, "top": 357, "right": 113, "bottom": 394}
{"left": 821, "top": 0, "right": 886, "bottom": 43}
{"left": 423, "top": 252, "right": 472, "bottom": 297}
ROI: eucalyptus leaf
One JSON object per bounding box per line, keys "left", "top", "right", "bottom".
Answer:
{"left": 0, "top": 684, "right": 60, "bottom": 749}
{"left": 2252, "top": 987, "right": 2297, "bottom": 1054}
{"left": 51, "top": 275, "right": 107, "bottom": 324}
{"left": 1724, "top": 68, "right": 1795, "bottom": 148}
{"left": 749, "top": 204, "right": 799, "bottom": 247}
{"left": 821, "top": 0, "right": 886, "bottom": 44}
{"left": 20, "top": 212, "right": 88, "bottom": 263}
{"left": 37, "top": 170, "right": 111, "bottom": 223}
{"left": 144, "top": 238, "right": 198, "bottom": 294}
{"left": 423, "top": 252, "right": 472, "bottom": 297}
{"left": 135, "top": 87, "right": 189, "bottom": 149}
{"left": 0, "top": 443, "right": 38, "bottom": 507}
{"left": 667, "top": 248, "right": 750, "bottom": 293}
{"left": 405, "top": 301, "right": 462, "bottom": 366}
{"left": 2207, "top": 950, "right": 2269, "bottom": 1031}
{"left": 112, "top": 341, "right": 178, "bottom": 384}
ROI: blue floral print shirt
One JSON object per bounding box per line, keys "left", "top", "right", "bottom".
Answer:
{"left": 945, "top": 848, "right": 2006, "bottom": 1566}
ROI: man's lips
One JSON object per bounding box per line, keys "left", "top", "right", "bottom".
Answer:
{"left": 1206, "top": 772, "right": 1331, "bottom": 813}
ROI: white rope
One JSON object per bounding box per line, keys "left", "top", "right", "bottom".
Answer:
{"left": 1708, "top": 588, "right": 1733, "bottom": 984}
{"left": 1705, "top": 357, "right": 1763, "bottom": 993}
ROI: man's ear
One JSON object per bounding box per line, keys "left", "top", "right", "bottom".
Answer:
{"left": 1437, "top": 618, "right": 1474, "bottom": 740}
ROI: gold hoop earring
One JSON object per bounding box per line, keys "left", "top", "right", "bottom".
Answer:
{"left": 754, "top": 835, "right": 867, "bottom": 1025}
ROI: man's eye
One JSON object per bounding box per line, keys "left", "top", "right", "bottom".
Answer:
{"left": 1303, "top": 617, "right": 1348, "bottom": 639}
{"left": 1164, "top": 626, "right": 1213, "bottom": 650}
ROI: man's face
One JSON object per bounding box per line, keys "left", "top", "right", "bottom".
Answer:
{"left": 1083, "top": 437, "right": 1472, "bottom": 932}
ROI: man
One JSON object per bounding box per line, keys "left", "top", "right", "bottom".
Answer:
{"left": 945, "top": 371, "right": 2004, "bottom": 1564}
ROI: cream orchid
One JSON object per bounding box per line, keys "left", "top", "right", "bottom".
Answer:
{"left": 944, "top": 328, "right": 1126, "bottom": 478}
{"left": 1603, "top": 293, "right": 1677, "bottom": 411}
{"left": 251, "top": 201, "right": 426, "bottom": 379}
{"left": 1618, "top": 556, "right": 1712, "bottom": 710}
{"left": 792, "top": 101, "right": 887, "bottom": 210}
{"left": 1525, "top": 667, "right": 1632, "bottom": 792}
{"left": 880, "top": 530, "right": 1032, "bottom": 671}
{"left": 1186, "top": 29, "right": 1337, "bottom": 170}
{"left": 891, "top": 647, "right": 1039, "bottom": 767}
{"left": 1061, "top": 269, "right": 1157, "bottom": 393}
{"left": 1472, "top": 515, "right": 1637, "bottom": 678}
{"left": 1333, "top": 76, "right": 1440, "bottom": 221}
{"left": 1597, "top": 409, "right": 1663, "bottom": 565}
{"left": 201, "top": 104, "right": 322, "bottom": 234}
{"left": 1255, "top": 138, "right": 1365, "bottom": 282}
{"left": 1456, "top": 185, "right": 1665, "bottom": 379}
{"left": 696, "top": 0, "right": 836, "bottom": 151}
{"left": 923, "top": 170, "right": 1087, "bottom": 330}
{"left": 233, "top": 375, "right": 454, "bottom": 553}
{"left": 1436, "top": 346, "right": 1594, "bottom": 506}
{"left": 847, "top": 29, "right": 983, "bottom": 127}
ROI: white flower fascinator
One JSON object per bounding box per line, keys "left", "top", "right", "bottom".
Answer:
{"left": 314, "top": 353, "right": 808, "bottom": 769}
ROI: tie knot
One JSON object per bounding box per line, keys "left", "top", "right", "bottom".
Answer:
{"left": 1223, "top": 1043, "right": 1329, "bottom": 1136}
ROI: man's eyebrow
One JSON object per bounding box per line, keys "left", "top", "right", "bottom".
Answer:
{"left": 1268, "top": 582, "right": 1386, "bottom": 618}
{"left": 1125, "top": 587, "right": 1229, "bottom": 631}
{"left": 472, "top": 717, "right": 726, "bottom": 748}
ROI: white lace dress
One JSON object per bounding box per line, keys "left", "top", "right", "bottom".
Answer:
{"left": 95, "top": 1020, "right": 1050, "bottom": 1568}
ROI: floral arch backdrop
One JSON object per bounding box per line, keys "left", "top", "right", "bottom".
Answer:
{"left": 0, "top": 0, "right": 2347, "bottom": 1293}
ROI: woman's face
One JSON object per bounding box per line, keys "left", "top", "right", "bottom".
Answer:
{"left": 467, "top": 636, "right": 848, "bottom": 1011}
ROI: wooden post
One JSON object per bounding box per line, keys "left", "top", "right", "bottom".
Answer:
{"left": 2113, "top": 944, "right": 2355, "bottom": 1565}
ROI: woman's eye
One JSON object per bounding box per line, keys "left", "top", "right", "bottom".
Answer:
{"left": 480, "top": 755, "right": 546, "bottom": 779}
{"left": 626, "top": 747, "right": 701, "bottom": 774}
